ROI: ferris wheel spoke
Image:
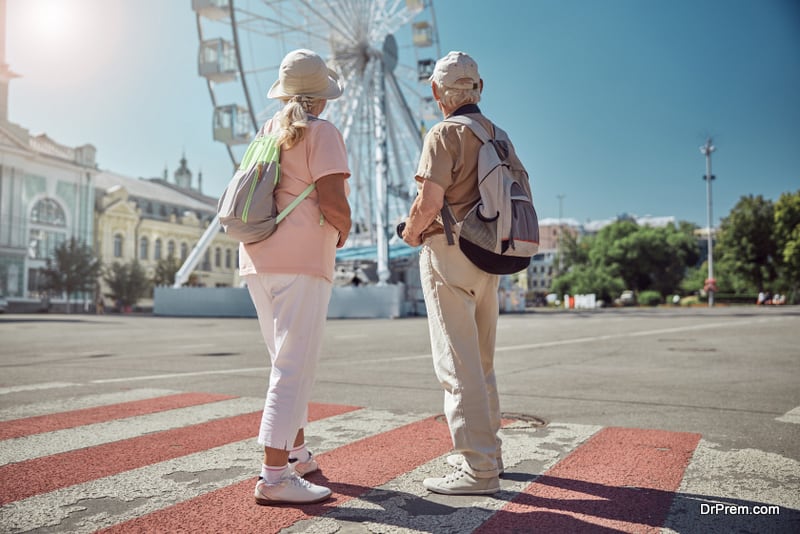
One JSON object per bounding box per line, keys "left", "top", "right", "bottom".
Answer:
{"left": 195, "top": 0, "right": 442, "bottom": 252}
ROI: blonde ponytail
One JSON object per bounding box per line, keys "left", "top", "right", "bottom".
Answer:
{"left": 276, "top": 96, "right": 319, "bottom": 149}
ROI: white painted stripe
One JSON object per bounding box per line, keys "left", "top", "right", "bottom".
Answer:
{"left": 90, "top": 367, "right": 266, "bottom": 384}
{"left": 1, "top": 407, "right": 428, "bottom": 533}
{"left": 0, "top": 388, "right": 179, "bottom": 421}
{"left": 662, "top": 439, "right": 800, "bottom": 533}
{"left": 324, "top": 318, "right": 768, "bottom": 366}
{"left": 0, "top": 397, "right": 259, "bottom": 464}
{"left": 776, "top": 406, "right": 800, "bottom": 424}
{"left": 0, "top": 382, "right": 79, "bottom": 395}
{"left": 291, "top": 422, "right": 602, "bottom": 533}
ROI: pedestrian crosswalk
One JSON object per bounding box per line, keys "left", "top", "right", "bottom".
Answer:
{"left": 1, "top": 389, "right": 797, "bottom": 533}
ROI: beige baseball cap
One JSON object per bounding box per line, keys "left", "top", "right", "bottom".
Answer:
{"left": 268, "top": 49, "right": 343, "bottom": 100}
{"left": 429, "top": 51, "right": 480, "bottom": 90}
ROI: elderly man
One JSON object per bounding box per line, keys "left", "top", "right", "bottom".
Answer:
{"left": 402, "top": 51, "right": 526, "bottom": 495}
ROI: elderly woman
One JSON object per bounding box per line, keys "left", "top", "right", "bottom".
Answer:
{"left": 240, "top": 49, "right": 351, "bottom": 505}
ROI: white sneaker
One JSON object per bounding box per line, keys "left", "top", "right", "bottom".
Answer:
{"left": 424, "top": 467, "right": 500, "bottom": 495}
{"left": 446, "top": 453, "right": 504, "bottom": 475}
{"left": 289, "top": 451, "right": 319, "bottom": 476}
{"left": 254, "top": 472, "right": 331, "bottom": 505}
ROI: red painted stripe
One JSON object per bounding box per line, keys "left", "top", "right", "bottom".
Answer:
{"left": 0, "top": 392, "right": 236, "bottom": 440}
{"left": 100, "top": 416, "right": 454, "bottom": 534}
{"left": 475, "top": 427, "right": 701, "bottom": 533}
{"left": 0, "top": 402, "right": 359, "bottom": 505}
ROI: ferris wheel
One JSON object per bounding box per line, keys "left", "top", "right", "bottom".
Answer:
{"left": 191, "top": 0, "right": 441, "bottom": 280}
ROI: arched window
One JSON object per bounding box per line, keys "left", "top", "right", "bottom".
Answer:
{"left": 225, "top": 249, "right": 232, "bottom": 269}
{"left": 154, "top": 238, "right": 163, "bottom": 260}
{"left": 30, "top": 198, "right": 66, "bottom": 226}
{"left": 167, "top": 240, "right": 176, "bottom": 258}
{"left": 113, "top": 235, "right": 124, "bottom": 258}
{"left": 180, "top": 242, "right": 188, "bottom": 260}
{"left": 140, "top": 237, "right": 149, "bottom": 260}
{"left": 214, "top": 247, "right": 221, "bottom": 268}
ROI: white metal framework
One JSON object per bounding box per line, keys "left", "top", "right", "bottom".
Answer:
{"left": 186, "top": 0, "right": 441, "bottom": 286}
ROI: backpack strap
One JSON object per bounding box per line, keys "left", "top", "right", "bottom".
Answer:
{"left": 440, "top": 200, "right": 457, "bottom": 246}
{"left": 444, "top": 114, "right": 493, "bottom": 144}
{"left": 276, "top": 182, "right": 315, "bottom": 224}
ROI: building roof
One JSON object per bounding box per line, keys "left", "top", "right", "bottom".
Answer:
{"left": 95, "top": 171, "right": 215, "bottom": 214}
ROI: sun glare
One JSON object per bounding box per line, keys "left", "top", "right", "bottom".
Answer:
{"left": 28, "top": 0, "right": 77, "bottom": 46}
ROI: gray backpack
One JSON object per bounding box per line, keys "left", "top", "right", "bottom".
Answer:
{"left": 217, "top": 132, "right": 314, "bottom": 244}
{"left": 441, "top": 115, "right": 539, "bottom": 275}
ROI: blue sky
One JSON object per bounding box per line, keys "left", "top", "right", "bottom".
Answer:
{"left": 6, "top": 0, "right": 799, "bottom": 228}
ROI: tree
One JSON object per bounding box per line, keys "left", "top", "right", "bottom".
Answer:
{"left": 153, "top": 256, "right": 182, "bottom": 287}
{"left": 773, "top": 190, "right": 800, "bottom": 302}
{"left": 553, "top": 219, "right": 699, "bottom": 303}
{"left": 103, "top": 261, "right": 151, "bottom": 311}
{"left": 41, "top": 238, "right": 102, "bottom": 313}
{"left": 715, "top": 195, "right": 778, "bottom": 294}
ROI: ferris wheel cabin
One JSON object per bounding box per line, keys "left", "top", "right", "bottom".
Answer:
{"left": 198, "top": 38, "right": 237, "bottom": 83}
{"left": 191, "top": 0, "right": 229, "bottom": 21}
{"left": 213, "top": 104, "right": 251, "bottom": 145}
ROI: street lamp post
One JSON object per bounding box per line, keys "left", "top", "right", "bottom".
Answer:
{"left": 700, "top": 138, "right": 716, "bottom": 307}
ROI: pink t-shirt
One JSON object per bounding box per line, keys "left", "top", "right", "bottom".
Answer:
{"left": 238, "top": 117, "right": 350, "bottom": 282}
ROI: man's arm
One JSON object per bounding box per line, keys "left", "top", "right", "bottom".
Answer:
{"left": 402, "top": 179, "right": 445, "bottom": 247}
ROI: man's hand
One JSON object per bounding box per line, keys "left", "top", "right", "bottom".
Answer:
{"left": 402, "top": 179, "right": 444, "bottom": 247}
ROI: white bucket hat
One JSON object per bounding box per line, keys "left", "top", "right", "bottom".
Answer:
{"left": 267, "top": 49, "right": 343, "bottom": 100}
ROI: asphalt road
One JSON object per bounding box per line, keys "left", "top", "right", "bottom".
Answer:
{"left": 2, "top": 306, "right": 798, "bottom": 454}
{"left": 1, "top": 305, "right": 798, "bottom": 532}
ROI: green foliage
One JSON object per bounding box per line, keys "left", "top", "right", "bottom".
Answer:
{"left": 773, "top": 190, "right": 800, "bottom": 302}
{"left": 715, "top": 195, "right": 778, "bottom": 293}
{"left": 153, "top": 256, "right": 181, "bottom": 287}
{"left": 41, "top": 238, "right": 102, "bottom": 312}
{"left": 553, "top": 219, "right": 699, "bottom": 302}
{"left": 103, "top": 261, "right": 151, "bottom": 309}
{"left": 638, "top": 290, "right": 662, "bottom": 306}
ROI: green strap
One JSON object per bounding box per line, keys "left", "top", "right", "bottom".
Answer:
{"left": 276, "top": 183, "right": 316, "bottom": 224}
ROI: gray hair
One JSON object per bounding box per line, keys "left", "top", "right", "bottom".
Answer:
{"left": 437, "top": 83, "right": 481, "bottom": 109}
{"left": 275, "top": 95, "right": 322, "bottom": 149}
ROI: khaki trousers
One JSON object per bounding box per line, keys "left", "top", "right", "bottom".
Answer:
{"left": 420, "top": 234, "right": 502, "bottom": 477}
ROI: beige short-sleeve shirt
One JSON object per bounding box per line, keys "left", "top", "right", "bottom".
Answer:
{"left": 415, "top": 111, "right": 494, "bottom": 239}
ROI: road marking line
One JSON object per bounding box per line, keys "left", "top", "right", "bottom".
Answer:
{"left": 0, "top": 382, "right": 79, "bottom": 395}
{"left": 90, "top": 367, "right": 266, "bottom": 383}
{"left": 0, "top": 402, "right": 359, "bottom": 506}
{"left": 325, "top": 318, "right": 767, "bottom": 365}
{"left": 0, "top": 397, "right": 260, "bottom": 465}
{"left": 3, "top": 404, "right": 402, "bottom": 532}
{"left": 776, "top": 406, "right": 800, "bottom": 424}
{"left": 475, "top": 427, "right": 701, "bottom": 533}
{"left": 0, "top": 392, "right": 236, "bottom": 440}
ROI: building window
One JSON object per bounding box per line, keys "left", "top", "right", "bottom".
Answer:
{"left": 180, "top": 242, "right": 188, "bottom": 260}
{"left": 28, "top": 198, "right": 68, "bottom": 260}
{"left": 154, "top": 239, "right": 163, "bottom": 260}
{"left": 139, "top": 237, "right": 149, "bottom": 260}
{"left": 113, "top": 235, "right": 123, "bottom": 258}
{"left": 167, "top": 240, "right": 176, "bottom": 258}
{"left": 225, "top": 249, "right": 232, "bottom": 269}
{"left": 31, "top": 198, "right": 67, "bottom": 226}
{"left": 214, "top": 247, "right": 221, "bottom": 268}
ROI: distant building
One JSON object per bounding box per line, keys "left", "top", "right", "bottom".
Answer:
{"left": 0, "top": 120, "right": 98, "bottom": 305}
{"left": 94, "top": 165, "right": 239, "bottom": 307}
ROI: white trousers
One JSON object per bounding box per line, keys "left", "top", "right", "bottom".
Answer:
{"left": 419, "top": 234, "right": 502, "bottom": 478}
{"left": 245, "top": 273, "right": 332, "bottom": 449}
